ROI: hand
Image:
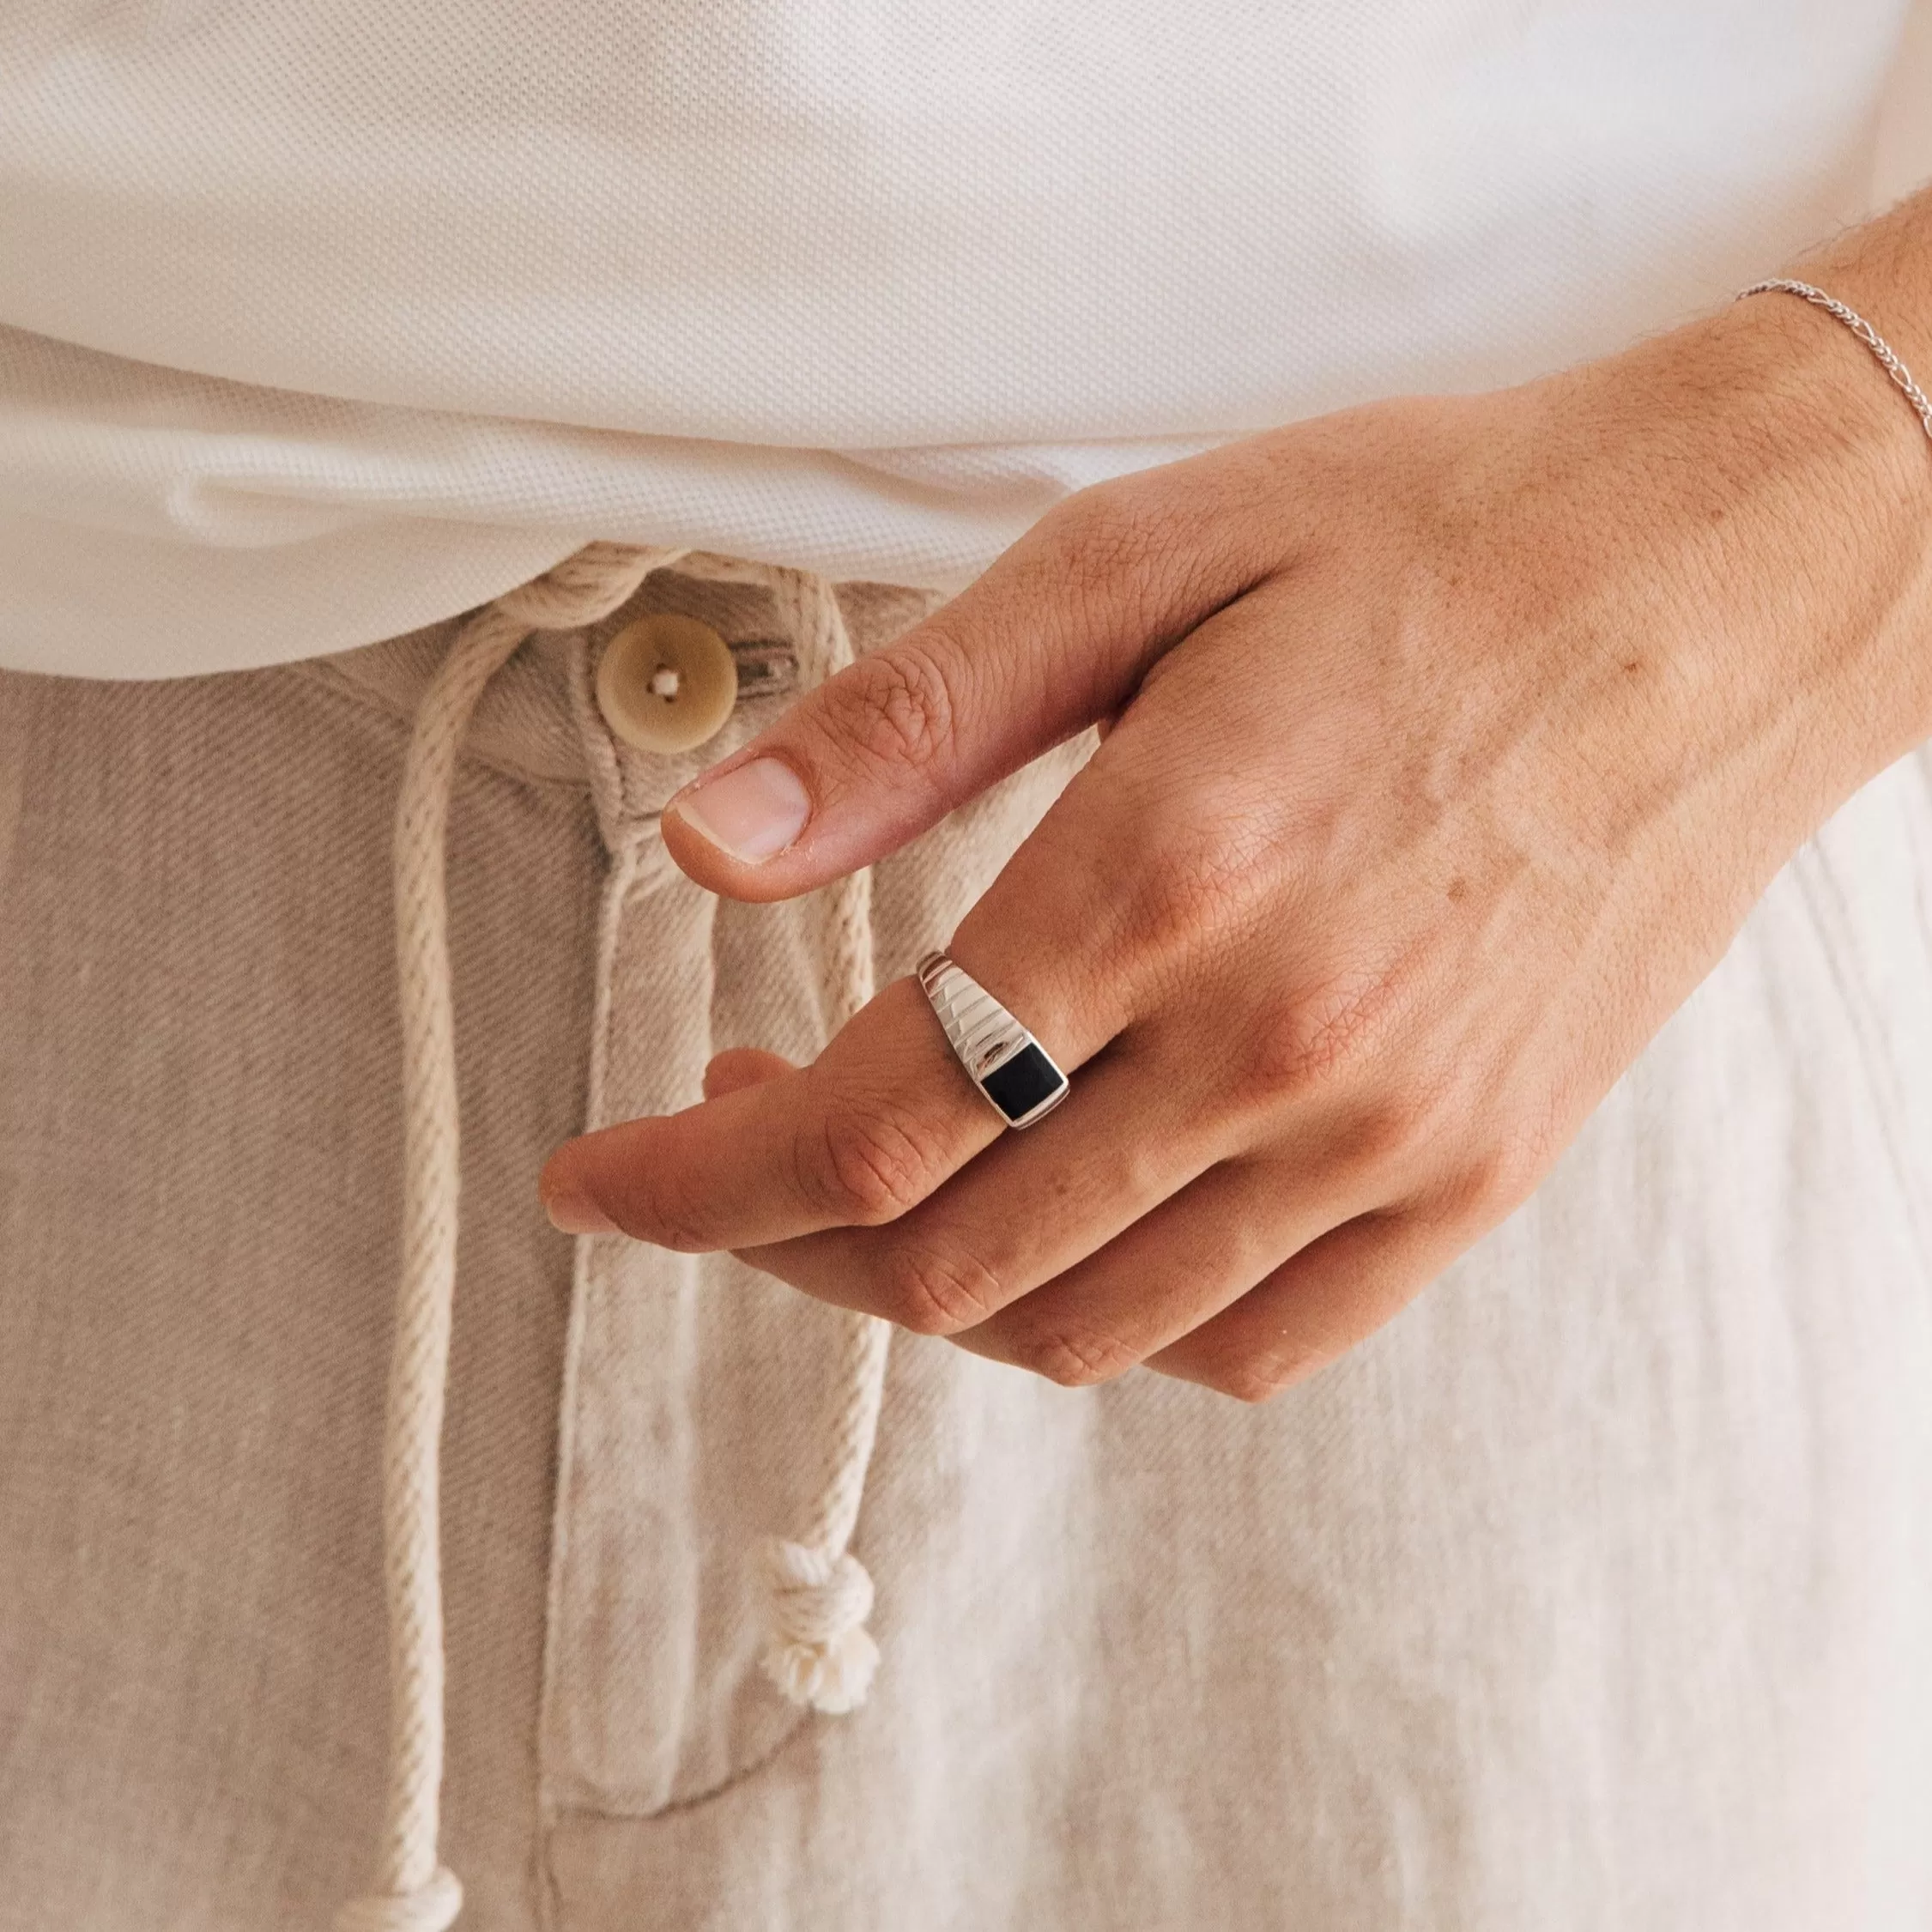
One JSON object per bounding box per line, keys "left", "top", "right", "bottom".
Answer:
{"left": 540, "top": 290, "right": 1932, "bottom": 1400}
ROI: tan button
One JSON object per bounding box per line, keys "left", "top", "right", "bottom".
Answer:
{"left": 594, "top": 612, "right": 739, "bottom": 754}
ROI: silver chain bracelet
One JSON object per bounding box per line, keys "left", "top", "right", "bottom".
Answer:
{"left": 1736, "top": 277, "right": 1932, "bottom": 446}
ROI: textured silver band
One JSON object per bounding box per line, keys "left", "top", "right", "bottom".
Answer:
{"left": 1737, "top": 277, "right": 1932, "bottom": 446}
{"left": 916, "top": 952, "right": 1070, "bottom": 1130}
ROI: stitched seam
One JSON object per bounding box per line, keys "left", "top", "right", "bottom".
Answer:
{"left": 542, "top": 1708, "right": 813, "bottom": 1830}
{"left": 535, "top": 1702, "right": 816, "bottom": 1928}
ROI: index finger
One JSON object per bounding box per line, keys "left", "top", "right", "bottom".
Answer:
{"left": 537, "top": 959, "right": 1114, "bottom": 1251}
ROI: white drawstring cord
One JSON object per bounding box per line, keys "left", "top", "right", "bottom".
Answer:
{"left": 339, "top": 547, "right": 895, "bottom": 1929}
{"left": 337, "top": 542, "right": 671, "bottom": 1932}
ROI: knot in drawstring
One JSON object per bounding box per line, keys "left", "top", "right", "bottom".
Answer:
{"left": 758, "top": 1540, "right": 880, "bottom": 1714}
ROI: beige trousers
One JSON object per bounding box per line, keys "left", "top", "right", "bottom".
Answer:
{"left": 3, "top": 560, "right": 1932, "bottom": 1931}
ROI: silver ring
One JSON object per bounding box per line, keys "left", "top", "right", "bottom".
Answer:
{"left": 917, "top": 952, "right": 1070, "bottom": 1130}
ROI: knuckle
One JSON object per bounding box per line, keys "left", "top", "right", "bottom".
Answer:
{"left": 597, "top": 1160, "right": 709, "bottom": 1254}
{"left": 1440, "top": 1151, "right": 1518, "bottom": 1224}
{"left": 1214, "top": 1362, "right": 1294, "bottom": 1406}
{"left": 827, "top": 643, "right": 959, "bottom": 780}
{"left": 1056, "top": 494, "right": 1159, "bottom": 591}
{"left": 875, "top": 1242, "right": 1002, "bottom": 1336}
{"left": 639, "top": 1203, "right": 709, "bottom": 1254}
{"left": 1434, "top": 1128, "right": 1552, "bottom": 1226}
{"left": 1135, "top": 835, "right": 1246, "bottom": 942}
{"left": 1235, "top": 970, "right": 1404, "bottom": 1112}
{"left": 1208, "top": 1348, "right": 1324, "bottom": 1405}
{"left": 1094, "top": 812, "right": 1273, "bottom": 978}
{"left": 1050, "top": 479, "right": 1206, "bottom": 606}
{"left": 1317, "top": 1088, "right": 1444, "bottom": 1193}
{"left": 1025, "top": 478, "right": 1240, "bottom": 669}
{"left": 1014, "top": 1325, "right": 1140, "bottom": 1390}
{"left": 800, "top": 1096, "right": 943, "bottom": 1225}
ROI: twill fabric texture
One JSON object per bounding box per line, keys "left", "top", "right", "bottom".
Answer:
{"left": 3, "top": 566, "right": 1932, "bottom": 1928}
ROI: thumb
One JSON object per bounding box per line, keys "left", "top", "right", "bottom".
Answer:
{"left": 658, "top": 466, "right": 1266, "bottom": 902}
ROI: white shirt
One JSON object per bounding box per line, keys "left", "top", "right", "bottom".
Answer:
{"left": 2, "top": 0, "right": 1929, "bottom": 677}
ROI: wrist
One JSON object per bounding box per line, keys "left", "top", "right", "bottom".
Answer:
{"left": 1604, "top": 283, "right": 1932, "bottom": 832}
{"left": 1728, "top": 280, "right": 1932, "bottom": 782}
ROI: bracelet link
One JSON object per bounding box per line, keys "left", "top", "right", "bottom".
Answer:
{"left": 1737, "top": 277, "right": 1932, "bottom": 449}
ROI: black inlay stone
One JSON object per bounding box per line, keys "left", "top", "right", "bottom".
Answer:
{"left": 981, "top": 1042, "right": 1065, "bottom": 1122}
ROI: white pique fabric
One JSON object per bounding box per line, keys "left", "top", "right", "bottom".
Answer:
{"left": 342, "top": 545, "right": 897, "bottom": 1928}
{"left": 4, "top": 0, "right": 1931, "bottom": 675}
